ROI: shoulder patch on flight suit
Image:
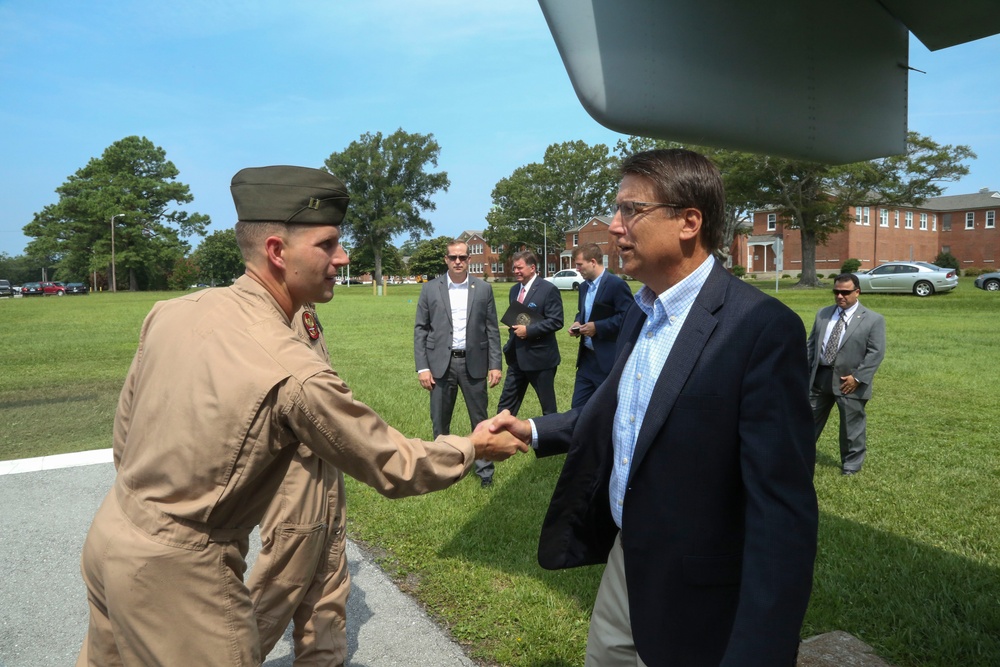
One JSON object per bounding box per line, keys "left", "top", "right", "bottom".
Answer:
{"left": 302, "top": 310, "right": 320, "bottom": 340}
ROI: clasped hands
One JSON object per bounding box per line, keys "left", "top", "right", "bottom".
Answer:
{"left": 468, "top": 410, "right": 533, "bottom": 461}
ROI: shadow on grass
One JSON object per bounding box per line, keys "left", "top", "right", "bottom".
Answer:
{"left": 440, "top": 462, "right": 1000, "bottom": 667}
{"left": 809, "top": 513, "right": 1000, "bottom": 667}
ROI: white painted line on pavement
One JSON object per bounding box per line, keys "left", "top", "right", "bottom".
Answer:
{"left": 0, "top": 448, "right": 113, "bottom": 476}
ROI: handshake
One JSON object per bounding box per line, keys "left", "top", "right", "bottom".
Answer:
{"left": 467, "top": 410, "right": 533, "bottom": 462}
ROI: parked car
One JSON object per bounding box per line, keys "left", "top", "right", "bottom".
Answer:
{"left": 340, "top": 278, "right": 363, "bottom": 285}
{"left": 545, "top": 269, "right": 584, "bottom": 291}
{"left": 853, "top": 262, "right": 958, "bottom": 297}
{"left": 21, "top": 282, "right": 43, "bottom": 296}
{"left": 21, "top": 281, "right": 67, "bottom": 296}
{"left": 0, "top": 279, "right": 12, "bottom": 298}
{"left": 974, "top": 271, "right": 1000, "bottom": 292}
{"left": 65, "top": 282, "right": 89, "bottom": 295}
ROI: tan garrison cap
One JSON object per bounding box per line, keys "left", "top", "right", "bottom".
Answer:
{"left": 230, "top": 166, "right": 350, "bottom": 224}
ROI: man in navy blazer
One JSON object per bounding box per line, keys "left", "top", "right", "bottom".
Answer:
{"left": 496, "top": 250, "right": 564, "bottom": 417}
{"left": 568, "top": 243, "right": 634, "bottom": 408}
{"left": 490, "top": 149, "right": 817, "bottom": 666}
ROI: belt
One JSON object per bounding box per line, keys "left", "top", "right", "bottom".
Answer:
{"left": 451, "top": 349, "right": 466, "bottom": 358}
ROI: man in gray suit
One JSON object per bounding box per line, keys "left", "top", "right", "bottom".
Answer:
{"left": 807, "top": 273, "right": 887, "bottom": 475}
{"left": 415, "top": 240, "right": 503, "bottom": 486}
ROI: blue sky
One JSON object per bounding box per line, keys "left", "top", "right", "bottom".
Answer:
{"left": 2, "top": 0, "right": 999, "bottom": 258}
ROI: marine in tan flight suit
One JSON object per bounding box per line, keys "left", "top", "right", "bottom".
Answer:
{"left": 75, "top": 166, "right": 526, "bottom": 667}
{"left": 247, "top": 303, "right": 351, "bottom": 666}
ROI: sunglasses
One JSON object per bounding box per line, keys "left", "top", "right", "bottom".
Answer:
{"left": 832, "top": 289, "right": 857, "bottom": 296}
{"left": 446, "top": 254, "right": 469, "bottom": 262}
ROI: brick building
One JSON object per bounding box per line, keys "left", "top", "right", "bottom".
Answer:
{"left": 747, "top": 189, "right": 1000, "bottom": 274}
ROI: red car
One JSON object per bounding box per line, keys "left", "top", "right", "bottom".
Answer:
{"left": 21, "top": 281, "right": 66, "bottom": 296}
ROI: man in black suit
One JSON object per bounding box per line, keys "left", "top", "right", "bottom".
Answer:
{"left": 414, "top": 240, "right": 503, "bottom": 486}
{"left": 568, "top": 243, "right": 633, "bottom": 408}
{"left": 489, "top": 149, "right": 817, "bottom": 666}
{"left": 496, "top": 250, "right": 563, "bottom": 417}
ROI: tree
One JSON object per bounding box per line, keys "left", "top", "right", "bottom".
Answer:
{"left": 347, "top": 241, "right": 402, "bottom": 279}
{"left": 485, "top": 141, "right": 618, "bottom": 262}
{"left": 22, "top": 136, "right": 209, "bottom": 290}
{"left": 408, "top": 236, "right": 454, "bottom": 278}
{"left": 168, "top": 257, "right": 201, "bottom": 291}
{"left": 748, "top": 132, "right": 974, "bottom": 286}
{"left": 324, "top": 129, "right": 449, "bottom": 288}
{"left": 192, "top": 229, "right": 243, "bottom": 286}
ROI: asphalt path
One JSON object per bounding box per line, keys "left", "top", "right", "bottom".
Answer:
{"left": 0, "top": 453, "right": 475, "bottom": 667}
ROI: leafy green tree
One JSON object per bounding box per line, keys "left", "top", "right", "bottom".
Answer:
{"left": 739, "top": 132, "right": 973, "bottom": 286}
{"left": 22, "top": 136, "right": 209, "bottom": 291}
{"left": 0, "top": 252, "right": 50, "bottom": 285}
{"left": 192, "top": 229, "right": 243, "bottom": 286}
{"left": 485, "top": 141, "right": 618, "bottom": 261}
{"left": 324, "top": 129, "right": 449, "bottom": 288}
{"left": 168, "top": 257, "right": 201, "bottom": 291}
{"left": 408, "top": 236, "right": 454, "bottom": 278}
{"left": 347, "top": 241, "right": 402, "bottom": 278}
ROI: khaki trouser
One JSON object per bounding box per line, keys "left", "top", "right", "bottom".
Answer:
{"left": 77, "top": 492, "right": 259, "bottom": 666}
{"left": 585, "top": 532, "right": 649, "bottom": 667}
{"left": 248, "top": 447, "right": 349, "bottom": 666}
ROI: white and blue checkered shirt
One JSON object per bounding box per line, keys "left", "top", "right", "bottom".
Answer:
{"left": 609, "top": 255, "right": 716, "bottom": 528}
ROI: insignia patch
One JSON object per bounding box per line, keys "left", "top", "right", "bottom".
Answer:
{"left": 302, "top": 310, "right": 321, "bottom": 340}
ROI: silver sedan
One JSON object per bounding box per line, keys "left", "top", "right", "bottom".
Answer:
{"left": 854, "top": 262, "right": 958, "bottom": 297}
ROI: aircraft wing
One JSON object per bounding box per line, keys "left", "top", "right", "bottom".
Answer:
{"left": 538, "top": 0, "right": 1000, "bottom": 163}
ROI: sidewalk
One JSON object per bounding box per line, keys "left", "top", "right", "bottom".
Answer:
{"left": 0, "top": 452, "right": 475, "bottom": 667}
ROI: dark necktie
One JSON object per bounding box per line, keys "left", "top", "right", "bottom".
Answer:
{"left": 823, "top": 312, "right": 845, "bottom": 365}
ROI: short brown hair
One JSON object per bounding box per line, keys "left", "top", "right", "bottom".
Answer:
{"left": 572, "top": 243, "right": 603, "bottom": 264}
{"left": 234, "top": 221, "right": 309, "bottom": 262}
{"left": 512, "top": 250, "right": 537, "bottom": 267}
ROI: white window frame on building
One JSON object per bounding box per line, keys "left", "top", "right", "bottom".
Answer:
{"left": 966, "top": 212, "right": 975, "bottom": 230}
{"left": 767, "top": 213, "right": 777, "bottom": 231}
{"left": 987, "top": 211, "right": 996, "bottom": 229}
{"left": 572, "top": 233, "right": 579, "bottom": 246}
{"left": 905, "top": 211, "right": 913, "bottom": 229}
{"left": 932, "top": 214, "right": 937, "bottom": 231}
{"left": 894, "top": 210, "right": 899, "bottom": 228}
{"left": 880, "top": 209, "right": 889, "bottom": 227}
{"left": 920, "top": 213, "right": 928, "bottom": 230}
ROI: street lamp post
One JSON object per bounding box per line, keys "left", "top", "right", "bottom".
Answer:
{"left": 110, "top": 213, "right": 125, "bottom": 292}
{"left": 518, "top": 217, "right": 549, "bottom": 278}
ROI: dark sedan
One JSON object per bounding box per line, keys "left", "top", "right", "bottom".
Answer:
{"left": 65, "top": 282, "right": 89, "bottom": 295}
{"left": 974, "top": 271, "right": 1000, "bottom": 292}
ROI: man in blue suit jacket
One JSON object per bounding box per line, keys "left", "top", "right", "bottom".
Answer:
{"left": 496, "top": 250, "right": 564, "bottom": 417}
{"left": 490, "top": 149, "right": 817, "bottom": 666}
{"left": 568, "top": 243, "right": 634, "bottom": 408}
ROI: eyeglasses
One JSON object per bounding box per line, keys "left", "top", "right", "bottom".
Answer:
{"left": 832, "top": 289, "right": 858, "bottom": 296}
{"left": 446, "top": 254, "right": 469, "bottom": 262}
{"left": 613, "top": 201, "right": 685, "bottom": 222}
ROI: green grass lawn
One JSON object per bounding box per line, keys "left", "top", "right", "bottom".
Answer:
{"left": 1, "top": 279, "right": 998, "bottom": 666}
